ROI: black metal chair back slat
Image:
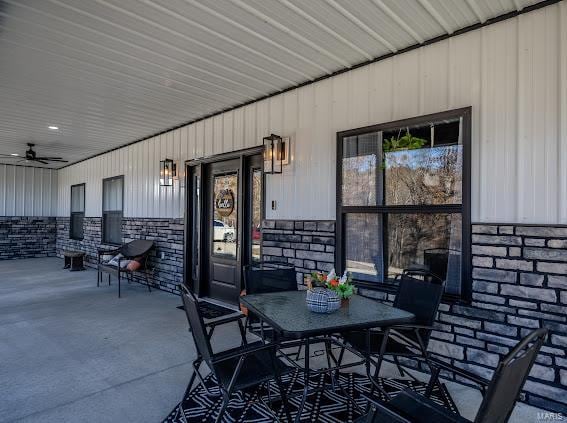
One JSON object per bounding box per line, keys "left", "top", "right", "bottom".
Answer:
{"left": 474, "top": 328, "right": 547, "bottom": 423}
{"left": 244, "top": 264, "right": 298, "bottom": 295}
{"left": 359, "top": 328, "right": 548, "bottom": 423}
{"left": 393, "top": 273, "right": 444, "bottom": 345}
{"left": 180, "top": 285, "right": 215, "bottom": 364}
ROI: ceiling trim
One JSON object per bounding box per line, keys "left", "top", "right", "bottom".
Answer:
{"left": 60, "top": 0, "right": 561, "bottom": 170}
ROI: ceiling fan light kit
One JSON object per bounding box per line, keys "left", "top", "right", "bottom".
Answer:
{"left": 0, "top": 143, "right": 69, "bottom": 166}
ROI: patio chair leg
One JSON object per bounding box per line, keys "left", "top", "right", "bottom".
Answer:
{"left": 274, "top": 372, "right": 292, "bottom": 422}
{"left": 97, "top": 270, "right": 100, "bottom": 287}
{"left": 215, "top": 392, "right": 230, "bottom": 423}
{"left": 425, "top": 365, "right": 441, "bottom": 398}
{"left": 118, "top": 272, "right": 121, "bottom": 298}
{"left": 145, "top": 270, "right": 152, "bottom": 293}
{"left": 108, "top": 273, "right": 111, "bottom": 285}
{"left": 393, "top": 356, "right": 407, "bottom": 378}
{"left": 324, "top": 339, "right": 337, "bottom": 391}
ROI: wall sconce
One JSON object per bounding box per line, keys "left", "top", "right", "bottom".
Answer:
{"left": 159, "top": 158, "right": 177, "bottom": 186}
{"left": 263, "top": 134, "right": 289, "bottom": 174}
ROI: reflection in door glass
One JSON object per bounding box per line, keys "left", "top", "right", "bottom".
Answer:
{"left": 213, "top": 173, "right": 238, "bottom": 258}
{"left": 251, "top": 169, "right": 262, "bottom": 262}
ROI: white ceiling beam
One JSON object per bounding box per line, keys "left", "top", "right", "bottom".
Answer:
{"left": 229, "top": 0, "right": 352, "bottom": 68}
{"left": 44, "top": 0, "right": 280, "bottom": 93}
{"left": 100, "top": 0, "right": 302, "bottom": 86}
{"left": 184, "top": 0, "right": 331, "bottom": 77}
{"left": 417, "top": 0, "right": 455, "bottom": 34}
{"left": 512, "top": 0, "right": 524, "bottom": 12}
{"left": 371, "top": 0, "right": 424, "bottom": 44}
{"left": 1, "top": 22, "right": 249, "bottom": 104}
{"left": 3, "top": 0, "right": 263, "bottom": 97}
{"left": 326, "top": 0, "right": 397, "bottom": 53}
{"left": 279, "top": 0, "right": 374, "bottom": 60}
{"left": 465, "top": 0, "right": 488, "bottom": 23}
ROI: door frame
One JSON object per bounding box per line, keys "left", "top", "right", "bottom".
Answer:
{"left": 183, "top": 146, "right": 265, "bottom": 298}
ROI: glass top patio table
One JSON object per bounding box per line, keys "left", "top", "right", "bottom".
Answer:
{"left": 240, "top": 290, "right": 415, "bottom": 339}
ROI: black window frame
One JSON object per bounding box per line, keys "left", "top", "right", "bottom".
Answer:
{"left": 69, "top": 183, "right": 85, "bottom": 241}
{"left": 102, "top": 175, "right": 124, "bottom": 246}
{"left": 336, "top": 107, "right": 472, "bottom": 303}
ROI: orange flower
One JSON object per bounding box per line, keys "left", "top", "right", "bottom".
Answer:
{"left": 329, "top": 279, "right": 339, "bottom": 288}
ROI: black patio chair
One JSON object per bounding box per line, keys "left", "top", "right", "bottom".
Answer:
{"left": 243, "top": 263, "right": 298, "bottom": 335}
{"left": 97, "top": 239, "right": 154, "bottom": 298}
{"left": 242, "top": 264, "right": 307, "bottom": 360}
{"left": 355, "top": 328, "right": 548, "bottom": 423}
{"left": 178, "top": 284, "right": 293, "bottom": 423}
{"left": 339, "top": 269, "right": 444, "bottom": 382}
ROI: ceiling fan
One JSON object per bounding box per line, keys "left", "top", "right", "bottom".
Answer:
{"left": 0, "top": 143, "right": 68, "bottom": 165}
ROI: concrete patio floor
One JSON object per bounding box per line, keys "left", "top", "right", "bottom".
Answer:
{"left": 0, "top": 258, "right": 545, "bottom": 422}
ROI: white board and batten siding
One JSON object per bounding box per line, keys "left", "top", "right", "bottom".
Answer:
{"left": 57, "top": 3, "right": 567, "bottom": 225}
{"left": 0, "top": 164, "right": 58, "bottom": 217}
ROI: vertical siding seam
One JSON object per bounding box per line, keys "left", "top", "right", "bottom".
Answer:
{"left": 558, "top": 3, "right": 564, "bottom": 222}
{"left": 514, "top": 16, "right": 520, "bottom": 224}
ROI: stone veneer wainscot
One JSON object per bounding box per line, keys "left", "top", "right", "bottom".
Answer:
{"left": 0, "top": 217, "right": 56, "bottom": 259}
{"left": 56, "top": 217, "right": 183, "bottom": 293}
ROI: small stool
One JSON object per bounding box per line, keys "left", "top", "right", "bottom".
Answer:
{"left": 63, "top": 251, "right": 86, "bottom": 271}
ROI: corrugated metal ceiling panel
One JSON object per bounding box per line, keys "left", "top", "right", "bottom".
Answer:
{"left": 0, "top": 0, "right": 547, "bottom": 168}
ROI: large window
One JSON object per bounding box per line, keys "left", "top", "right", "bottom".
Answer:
{"left": 102, "top": 176, "right": 123, "bottom": 245}
{"left": 70, "top": 183, "right": 85, "bottom": 240}
{"left": 337, "top": 108, "right": 471, "bottom": 301}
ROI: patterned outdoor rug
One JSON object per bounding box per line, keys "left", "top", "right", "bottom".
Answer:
{"left": 163, "top": 370, "right": 459, "bottom": 422}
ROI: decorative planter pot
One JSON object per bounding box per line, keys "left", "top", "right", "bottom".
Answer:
{"left": 341, "top": 298, "right": 350, "bottom": 308}
{"left": 306, "top": 288, "right": 341, "bottom": 314}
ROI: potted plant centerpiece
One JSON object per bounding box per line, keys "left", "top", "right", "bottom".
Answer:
{"left": 306, "top": 269, "right": 355, "bottom": 313}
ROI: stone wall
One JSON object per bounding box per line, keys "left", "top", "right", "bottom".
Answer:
{"left": 261, "top": 219, "right": 567, "bottom": 413}
{"left": 0, "top": 217, "right": 57, "bottom": 259}
{"left": 431, "top": 223, "right": 567, "bottom": 413}
{"left": 56, "top": 217, "right": 183, "bottom": 293}
{"left": 261, "top": 219, "right": 336, "bottom": 284}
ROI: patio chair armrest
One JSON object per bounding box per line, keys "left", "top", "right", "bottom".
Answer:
{"left": 428, "top": 357, "right": 491, "bottom": 387}
{"left": 205, "top": 313, "right": 245, "bottom": 329}
{"left": 211, "top": 342, "right": 276, "bottom": 365}
{"left": 97, "top": 247, "right": 120, "bottom": 259}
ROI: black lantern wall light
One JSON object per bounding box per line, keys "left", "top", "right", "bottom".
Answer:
{"left": 263, "top": 134, "right": 289, "bottom": 174}
{"left": 159, "top": 158, "right": 177, "bottom": 186}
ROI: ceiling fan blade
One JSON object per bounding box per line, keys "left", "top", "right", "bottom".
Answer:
{"left": 36, "top": 156, "right": 63, "bottom": 160}
{"left": 0, "top": 154, "right": 21, "bottom": 158}
{"left": 34, "top": 159, "right": 50, "bottom": 165}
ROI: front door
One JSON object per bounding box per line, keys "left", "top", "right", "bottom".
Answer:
{"left": 206, "top": 159, "right": 241, "bottom": 304}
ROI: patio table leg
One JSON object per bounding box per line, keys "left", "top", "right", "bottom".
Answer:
{"left": 294, "top": 337, "right": 309, "bottom": 423}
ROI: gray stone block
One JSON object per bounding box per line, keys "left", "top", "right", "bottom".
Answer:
{"left": 551, "top": 335, "right": 567, "bottom": 348}
{"left": 484, "top": 321, "right": 518, "bottom": 336}
{"left": 507, "top": 315, "right": 540, "bottom": 328}
{"left": 529, "top": 364, "right": 556, "bottom": 382}
{"left": 508, "top": 247, "right": 522, "bottom": 257}
{"left": 496, "top": 259, "right": 533, "bottom": 271}
{"left": 499, "top": 226, "right": 515, "bottom": 235}
{"left": 500, "top": 284, "right": 556, "bottom": 303}
{"left": 524, "top": 238, "right": 546, "bottom": 247}
{"left": 509, "top": 299, "right": 538, "bottom": 310}
{"left": 428, "top": 339, "right": 464, "bottom": 360}
{"left": 519, "top": 272, "right": 545, "bottom": 286}
{"left": 516, "top": 226, "right": 567, "bottom": 237}
{"left": 472, "top": 293, "right": 505, "bottom": 304}
{"left": 538, "top": 262, "right": 567, "bottom": 274}
{"left": 456, "top": 335, "right": 485, "bottom": 348}
{"left": 472, "top": 225, "right": 498, "bottom": 234}
{"left": 472, "top": 234, "right": 522, "bottom": 246}
{"left": 473, "top": 267, "right": 516, "bottom": 283}
{"left": 467, "top": 348, "right": 500, "bottom": 367}
{"left": 524, "top": 247, "right": 567, "bottom": 262}
{"left": 548, "top": 275, "right": 567, "bottom": 289}
{"left": 472, "top": 280, "right": 499, "bottom": 294}
{"left": 317, "top": 221, "right": 335, "bottom": 232}
{"left": 473, "top": 256, "right": 493, "bottom": 268}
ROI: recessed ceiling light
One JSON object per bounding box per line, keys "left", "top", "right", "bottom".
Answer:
{"left": 10, "top": 153, "right": 19, "bottom": 156}
{"left": 48, "top": 125, "right": 59, "bottom": 130}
